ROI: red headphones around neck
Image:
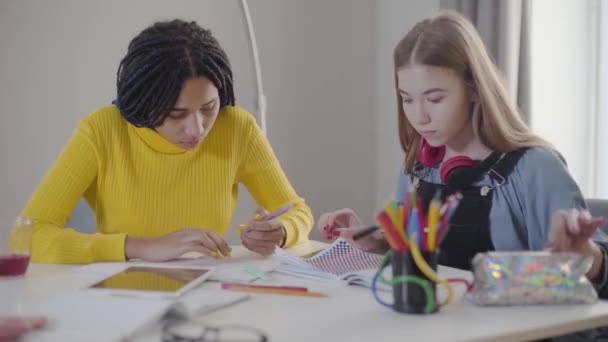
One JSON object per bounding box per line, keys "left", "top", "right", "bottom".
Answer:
{"left": 419, "top": 139, "right": 476, "bottom": 184}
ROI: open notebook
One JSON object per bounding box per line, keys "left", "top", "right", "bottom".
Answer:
{"left": 273, "top": 238, "right": 388, "bottom": 290}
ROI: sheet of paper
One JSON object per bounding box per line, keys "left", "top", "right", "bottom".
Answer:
{"left": 179, "top": 289, "right": 250, "bottom": 316}
{"left": 26, "top": 291, "right": 174, "bottom": 342}
{"left": 160, "top": 254, "right": 280, "bottom": 282}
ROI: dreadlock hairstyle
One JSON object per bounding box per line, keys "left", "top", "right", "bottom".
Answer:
{"left": 115, "top": 19, "right": 235, "bottom": 128}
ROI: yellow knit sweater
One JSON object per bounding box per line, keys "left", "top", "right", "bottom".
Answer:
{"left": 19, "top": 105, "right": 312, "bottom": 263}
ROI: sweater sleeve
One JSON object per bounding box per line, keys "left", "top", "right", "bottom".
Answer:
{"left": 236, "top": 114, "right": 313, "bottom": 247}
{"left": 17, "top": 120, "right": 126, "bottom": 263}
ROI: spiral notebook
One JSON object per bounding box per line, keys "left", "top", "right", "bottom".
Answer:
{"left": 273, "top": 238, "right": 388, "bottom": 290}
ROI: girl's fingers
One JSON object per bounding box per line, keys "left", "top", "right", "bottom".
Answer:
{"left": 188, "top": 242, "right": 214, "bottom": 257}
{"left": 197, "top": 234, "right": 222, "bottom": 256}
{"left": 334, "top": 227, "right": 353, "bottom": 239}
{"left": 566, "top": 209, "right": 580, "bottom": 235}
{"left": 206, "top": 231, "right": 231, "bottom": 256}
{"left": 551, "top": 210, "right": 570, "bottom": 251}
{"left": 580, "top": 210, "right": 593, "bottom": 223}
{"left": 317, "top": 213, "right": 330, "bottom": 232}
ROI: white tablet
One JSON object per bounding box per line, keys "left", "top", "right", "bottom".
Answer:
{"left": 88, "top": 265, "right": 214, "bottom": 299}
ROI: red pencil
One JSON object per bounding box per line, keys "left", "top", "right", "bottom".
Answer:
{"left": 402, "top": 196, "right": 411, "bottom": 234}
{"left": 221, "top": 283, "right": 308, "bottom": 292}
{"left": 376, "top": 211, "right": 408, "bottom": 251}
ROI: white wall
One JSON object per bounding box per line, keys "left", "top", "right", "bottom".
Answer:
{"left": 0, "top": 0, "right": 377, "bottom": 248}
{"left": 530, "top": 0, "right": 596, "bottom": 196}
{"left": 0, "top": 0, "right": 438, "bottom": 249}
{"left": 0, "top": 0, "right": 253, "bottom": 249}
{"left": 373, "top": 0, "right": 439, "bottom": 208}
{"left": 248, "top": 0, "right": 376, "bottom": 237}
{"left": 596, "top": 0, "right": 608, "bottom": 198}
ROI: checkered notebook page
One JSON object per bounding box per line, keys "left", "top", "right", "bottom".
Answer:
{"left": 304, "top": 238, "right": 383, "bottom": 276}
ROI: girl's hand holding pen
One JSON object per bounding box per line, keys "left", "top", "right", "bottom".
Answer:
{"left": 318, "top": 208, "right": 388, "bottom": 254}
{"left": 240, "top": 207, "right": 287, "bottom": 256}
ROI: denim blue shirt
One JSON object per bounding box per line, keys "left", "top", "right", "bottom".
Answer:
{"left": 396, "top": 147, "right": 608, "bottom": 295}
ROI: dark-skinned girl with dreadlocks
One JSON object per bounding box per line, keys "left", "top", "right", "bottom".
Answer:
{"left": 16, "top": 20, "right": 313, "bottom": 263}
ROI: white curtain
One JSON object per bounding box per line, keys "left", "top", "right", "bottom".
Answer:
{"left": 440, "top": 0, "right": 531, "bottom": 123}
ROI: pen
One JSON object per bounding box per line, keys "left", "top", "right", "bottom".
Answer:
{"left": 257, "top": 203, "right": 295, "bottom": 220}
{"left": 237, "top": 203, "right": 294, "bottom": 234}
{"left": 352, "top": 225, "right": 380, "bottom": 241}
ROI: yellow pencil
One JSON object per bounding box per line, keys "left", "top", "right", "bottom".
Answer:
{"left": 427, "top": 200, "right": 441, "bottom": 250}
{"left": 384, "top": 203, "right": 408, "bottom": 245}
{"left": 210, "top": 251, "right": 224, "bottom": 259}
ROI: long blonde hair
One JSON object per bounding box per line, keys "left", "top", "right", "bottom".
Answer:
{"left": 395, "top": 11, "right": 549, "bottom": 173}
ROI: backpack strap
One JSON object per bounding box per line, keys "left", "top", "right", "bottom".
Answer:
{"left": 487, "top": 148, "right": 529, "bottom": 185}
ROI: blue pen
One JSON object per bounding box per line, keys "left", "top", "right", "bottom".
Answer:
{"left": 416, "top": 212, "right": 423, "bottom": 247}
{"left": 407, "top": 191, "right": 418, "bottom": 244}
{"left": 447, "top": 193, "right": 462, "bottom": 220}
{"left": 408, "top": 207, "right": 420, "bottom": 246}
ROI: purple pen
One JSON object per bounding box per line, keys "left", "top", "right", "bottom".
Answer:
{"left": 262, "top": 203, "right": 294, "bottom": 220}
{"left": 238, "top": 203, "right": 295, "bottom": 234}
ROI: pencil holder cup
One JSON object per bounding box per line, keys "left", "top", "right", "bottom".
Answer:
{"left": 392, "top": 250, "right": 439, "bottom": 314}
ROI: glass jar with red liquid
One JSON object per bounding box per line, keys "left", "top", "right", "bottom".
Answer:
{"left": 1, "top": 217, "right": 33, "bottom": 276}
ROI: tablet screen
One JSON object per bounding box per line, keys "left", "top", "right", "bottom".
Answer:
{"left": 90, "top": 266, "right": 211, "bottom": 293}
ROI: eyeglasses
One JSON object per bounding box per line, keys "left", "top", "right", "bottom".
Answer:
{"left": 162, "top": 318, "right": 268, "bottom": 342}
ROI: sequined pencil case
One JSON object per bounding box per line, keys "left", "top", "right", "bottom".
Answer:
{"left": 467, "top": 251, "right": 598, "bottom": 305}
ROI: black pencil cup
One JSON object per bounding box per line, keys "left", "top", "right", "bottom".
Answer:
{"left": 391, "top": 250, "right": 439, "bottom": 314}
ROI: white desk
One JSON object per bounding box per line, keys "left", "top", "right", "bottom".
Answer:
{"left": 2, "top": 241, "right": 608, "bottom": 342}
